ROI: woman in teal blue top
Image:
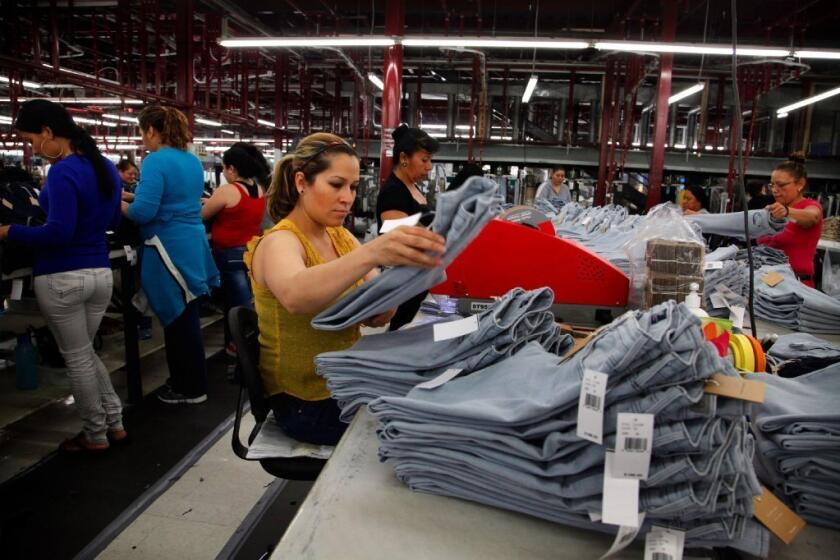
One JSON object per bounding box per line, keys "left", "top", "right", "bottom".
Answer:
{"left": 123, "top": 105, "right": 219, "bottom": 404}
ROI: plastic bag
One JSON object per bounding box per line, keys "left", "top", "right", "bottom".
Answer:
{"left": 823, "top": 249, "right": 840, "bottom": 298}
{"left": 623, "top": 203, "right": 706, "bottom": 309}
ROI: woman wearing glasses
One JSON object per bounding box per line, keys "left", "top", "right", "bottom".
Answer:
{"left": 756, "top": 153, "right": 823, "bottom": 287}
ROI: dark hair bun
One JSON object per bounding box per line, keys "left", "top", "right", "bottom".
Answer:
{"left": 392, "top": 123, "right": 410, "bottom": 142}
{"left": 788, "top": 151, "right": 806, "bottom": 164}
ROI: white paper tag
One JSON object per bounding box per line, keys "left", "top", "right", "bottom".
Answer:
{"left": 599, "top": 512, "right": 647, "bottom": 559}
{"left": 577, "top": 369, "right": 608, "bottom": 444}
{"left": 10, "top": 278, "right": 23, "bottom": 300}
{"left": 644, "top": 526, "right": 685, "bottom": 560}
{"left": 704, "top": 261, "right": 724, "bottom": 270}
{"left": 432, "top": 315, "right": 479, "bottom": 342}
{"left": 379, "top": 212, "right": 422, "bottom": 234}
{"left": 602, "top": 451, "right": 640, "bottom": 527}
{"left": 729, "top": 305, "right": 745, "bottom": 329}
{"left": 614, "top": 413, "right": 654, "bottom": 480}
{"left": 123, "top": 245, "right": 137, "bottom": 266}
{"left": 416, "top": 368, "right": 463, "bottom": 390}
{"left": 588, "top": 511, "right": 602, "bottom": 522}
{"left": 709, "top": 292, "right": 727, "bottom": 309}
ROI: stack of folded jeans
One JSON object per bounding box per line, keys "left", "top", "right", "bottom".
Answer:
{"left": 703, "top": 260, "right": 748, "bottom": 316}
{"left": 370, "top": 301, "right": 769, "bottom": 557}
{"left": 685, "top": 210, "right": 786, "bottom": 241}
{"left": 766, "top": 333, "right": 840, "bottom": 377}
{"left": 316, "top": 287, "right": 573, "bottom": 422}
{"left": 753, "top": 265, "right": 840, "bottom": 334}
{"left": 735, "top": 245, "right": 789, "bottom": 267}
{"left": 748, "top": 364, "right": 840, "bottom": 529}
{"left": 533, "top": 197, "right": 564, "bottom": 217}
{"left": 312, "top": 176, "right": 503, "bottom": 331}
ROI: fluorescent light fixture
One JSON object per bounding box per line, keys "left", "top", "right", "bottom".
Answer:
{"left": 429, "top": 69, "right": 446, "bottom": 82}
{"left": 794, "top": 50, "right": 840, "bottom": 60}
{"left": 777, "top": 112, "right": 788, "bottom": 119}
{"left": 367, "top": 73, "right": 384, "bottom": 90}
{"left": 421, "top": 124, "right": 447, "bottom": 130}
{"left": 257, "top": 119, "right": 276, "bottom": 128}
{"left": 0, "top": 75, "right": 42, "bottom": 89}
{"left": 220, "top": 36, "right": 395, "bottom": 48}
{"left": 595, "top": 41, "right": 789, "bottom": 57}
{"left": 522, "top": 76, "right": 538, "bottom": 103}
{"left": 221, "top": 129, "right": 235, "bottom": 135}
{"left": 195, "top": 116, "right": 222, "bottom": 127}
{"left": 73, "top": 116, "right": 118, "bottom": 127}
{"left": 777, "top": 85, "right": 840, "bottom": 115}
{"left": 0, "top": 115, "right": 13, "bottom": 124}
{"left": 102, "top": 114, "right": 139, "bottom": 123}
{"left": 403, "top": 37, "right": 589, "bottom": 49}
{"left": 668, "top": 83, "right": 705, "bottom": 105}
{"left": 0, "top": 97, "right": 143, "bottom": 105}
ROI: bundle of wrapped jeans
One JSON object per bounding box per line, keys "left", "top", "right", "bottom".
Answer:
{"left": 753, "top": 265, "right": 840, "bottom": 334}
{"left": 312, "top": 176, "right": 503, "bottom": 331}
{"left": 316, "top": 287, "right": 573, "bottom": 422}
{"left": 370, "top": 301, "right": 769, "bottom": 557}
{"left": 748, "top": 365, "right": 840, "bottom": 529}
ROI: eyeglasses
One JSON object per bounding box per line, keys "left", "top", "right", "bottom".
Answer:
{"left": 767, "top": 180, "right": 795, "bottom": 191}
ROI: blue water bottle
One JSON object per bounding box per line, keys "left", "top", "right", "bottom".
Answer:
{"left": 15, "top": 330, "right": 39, "bottom": 390}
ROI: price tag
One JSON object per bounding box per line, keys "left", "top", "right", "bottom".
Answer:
{"left": 10, "top": 278, "right": 23, "bottom": 300}
{"left": 753, "top": 486, "right": 806, "bottom": 544}
{"left": 761, "top": 271, "right": 785, "bottom": 287}
{"left": 599, "top": 512, "right": 646, "bottom": 559}
{"left": 432, "top": 315, "right": 479, "bottom": 342}
{"left": 577, "top": 369, "right": 608, "bottom": 444}
{"left": 644, "top": 526, "right": 685, "bottom": 560}
{"left": 416, "top": 368, "right": 463, "bottom": 390}
{"left": 729, "top": 305, "right": 745, "bottom": 329}
{"left": 709, "top": 292, "right": 727, "bottom": 309}
{"left": 704, "top": 261, "right": 724, "bottom": 270}
{"left": 601, "top": 451, "right": 640, "bottom": 527}
{"left": 614, "top": 413, "right": 654, "bottom": 480}
{"left": 704, "top": 373, "right": 766, "bottom": 403}
{"left": 379, "top": 212, "right": 422, "bottom": 234}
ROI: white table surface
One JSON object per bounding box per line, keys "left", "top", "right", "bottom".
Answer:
{"left": 272, "top": 321, "right": 840, "bottom": 560}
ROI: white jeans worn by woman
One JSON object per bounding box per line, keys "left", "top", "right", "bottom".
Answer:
{"left": 33, "top": 267, "right": 123, "bottom": 444}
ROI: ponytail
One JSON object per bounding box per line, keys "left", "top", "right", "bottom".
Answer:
{"left": 70, "top": 125, "right": 116, "bottom": 197}
{"left": 266, "top": 132, "right": 357, "bottom": 221}
{"left": 137, "top": 105, "right": 192, "bottom": 149}
{"left": 224, "top": 142, "right": 271, "bottom": 197}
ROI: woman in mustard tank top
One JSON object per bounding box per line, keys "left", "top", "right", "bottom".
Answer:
{"left": 246, "top": 133, "right": 446, "bottom": 445}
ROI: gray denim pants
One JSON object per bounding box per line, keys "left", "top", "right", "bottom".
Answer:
{"left": 34, "top": 268, "right": 123, "bottom": 443}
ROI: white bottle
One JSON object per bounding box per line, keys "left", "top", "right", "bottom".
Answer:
{"left": 685, "top": 282, "right": 709, "bottom": 318}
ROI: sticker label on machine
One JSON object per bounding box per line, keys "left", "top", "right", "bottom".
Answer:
{"left": 614, "top": 413, "right": 654, "bottom": 480}
{"left": 577, "top": 369, "right": 608, "bottom": 444}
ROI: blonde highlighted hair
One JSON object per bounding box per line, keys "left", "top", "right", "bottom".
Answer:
{"left": 137, "top": 105, "right": 192, "bottom": 149}
{"left": 267, "top": 132, "right": 357, "bottom": 221}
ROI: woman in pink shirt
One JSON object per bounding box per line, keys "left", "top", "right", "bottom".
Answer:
{"left": 757, "top": 153, "right": 823, "bottom": 287}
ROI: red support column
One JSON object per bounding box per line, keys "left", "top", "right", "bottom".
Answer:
{"left": 379, "top": 0, "right": 405, "bottom": 186}
{"left": 646, "top": 1, "right": 678, "bottom": 210}
{"left": 175, "top": 0, "right": 195, "bottom": 129}
{"left": 595, "top": 59, "right": 616, "bottom": 207}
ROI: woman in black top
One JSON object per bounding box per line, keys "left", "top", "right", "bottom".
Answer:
{"left": 376, "top": 124, "right": 440, "bottom": 330}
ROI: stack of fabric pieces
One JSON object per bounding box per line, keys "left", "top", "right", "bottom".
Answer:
{"left": 822, "top": 216, "right": 840, "bottom": 242}
{"left": 370, "top": 301, "right": 769, "bottom": 557}
{"left": 316, "top": 287, "right": 573, "bottom": 422}
{"left": 312, "top": 176, "right": 503, "bottom": 331}
{"left": 734, "top": 246, "right": 789, "bottom": 267}
{"left": 748, "top": 364, "right": 840, "bottom": 529}
{"left": 753, "top": 265, "right": 840, "bottom": 334}
{"left": 766, "top": 333, "right": 840, "bottom": 377}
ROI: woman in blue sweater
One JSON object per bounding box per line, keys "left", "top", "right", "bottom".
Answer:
{"left": 123, "top": 106, "right": 219, "bottom": 404}
{"left": 0, "top": 100, "right": 125, "bottom": 452}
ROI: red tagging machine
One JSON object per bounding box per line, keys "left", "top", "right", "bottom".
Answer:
{"left": 430, "top": 206, "right": 630, "bottom": 326}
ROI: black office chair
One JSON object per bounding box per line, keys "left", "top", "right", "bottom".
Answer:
{"left": 228, "top": 306, "right": 326, "bottom": 481}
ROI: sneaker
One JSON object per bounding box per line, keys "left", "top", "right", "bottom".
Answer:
{"left": 157, "top": 387, "right": 208, "bottom": 404}
{"left": 225, "top": 342, "right": 237, "bottom": 358}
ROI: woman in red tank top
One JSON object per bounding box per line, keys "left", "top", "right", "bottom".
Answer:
{"left": 202, "top": 144, "right": 269, "bottom": 354}
{"left": 756, "top": 153, "right": 823, "bottom": 287}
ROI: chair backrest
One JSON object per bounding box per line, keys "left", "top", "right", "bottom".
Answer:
{"left": 228, "top": 306, "right": 271, "bottom": 422}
